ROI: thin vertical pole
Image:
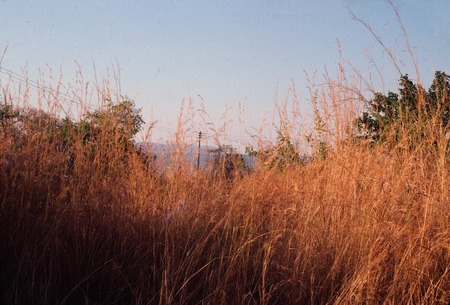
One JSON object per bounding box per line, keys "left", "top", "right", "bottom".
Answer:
{"left": 197, "top": 131, "right": 202, "bottom": 170}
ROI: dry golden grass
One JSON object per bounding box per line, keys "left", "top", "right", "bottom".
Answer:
{"left": 0, "top": 53, "right": 449, "bottom": 304}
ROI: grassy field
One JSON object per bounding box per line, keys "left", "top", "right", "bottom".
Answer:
{"left": 0, "top": 64, "right": 449, "bottom": 305}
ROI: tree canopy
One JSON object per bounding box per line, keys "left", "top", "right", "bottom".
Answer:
{"left": 246, "top": 128, "right": 304, "bottom": 171}
{"left": 209, "top": 145, "right": 249, "bottom": 180}
{"left": 357, "top": 71, "right": 450, "bottom": 146}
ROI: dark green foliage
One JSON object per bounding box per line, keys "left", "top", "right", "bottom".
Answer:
{"left": 20, "top": 97, "right": 144, "bottom": 154}
{"left": 85, "top": 97, "right": 144, "bottom": 145}
{"left": 427, "top": 71, "right": 450, "bottom": 127}
{"left": 306, "top": 91, "right": 328, "bottom": 160}
{"left": 0, "top": 103, "right": 19, "bottom": 128}
{"left": 246, "top": 128, "right": 303, "bottom": 171}
{"left": 56, "top": 97, "right": 144, "bottom": 152}
{"left": 357, "top": 72, "right": 450, "bottom": 145}
{"left": 357, "top": 91, "right": 401, "bottom": 143}
{"left": 272, "top": 130, "right": 302, "bottom": 166}
{"left": 71, "top": 97, "right": 145, "bottom": 177}
{"left": 209, "top": 145, "right": 249, "bottom": 180}
{"left": 0, "top": 96, "right": 146, "bottom": 209}
{"left": 0, "top": 104, "right": 20, "bottom": 141}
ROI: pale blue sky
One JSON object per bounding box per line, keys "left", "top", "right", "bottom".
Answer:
{"left": 1, "top": 0, "right": 449, "bottom": 144}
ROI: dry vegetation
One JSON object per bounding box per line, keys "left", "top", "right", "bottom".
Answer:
{"left": 1, "top": 6, "right": 450, "bottom": 299}
{"left": 0, "top": 62, "right": 449, "bottom": 305}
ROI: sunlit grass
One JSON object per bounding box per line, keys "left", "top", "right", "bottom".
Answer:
{"left": 1, "top": 9, "right": 450, "bottom": 301}
{"left": 1, "top": 64, "right": 449, "bottom": 305}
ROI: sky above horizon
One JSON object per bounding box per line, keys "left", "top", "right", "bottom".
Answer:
{"left": 1, "top": 0, "right": 449, "bottom": 146}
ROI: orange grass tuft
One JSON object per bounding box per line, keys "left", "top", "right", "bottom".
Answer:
{"left": 1, "top": 18, "right": 450, "bottom": 301}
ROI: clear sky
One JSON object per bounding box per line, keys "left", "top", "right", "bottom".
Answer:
{"left": 1, "top": 0, "right": 449, "bottom": 145}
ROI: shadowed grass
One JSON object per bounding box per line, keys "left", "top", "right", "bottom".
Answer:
{"left": 1, "top": 41, "right": 449, "bottom": 304}
{"left": 1, "top": 106, "right": 449, "bottom": 304}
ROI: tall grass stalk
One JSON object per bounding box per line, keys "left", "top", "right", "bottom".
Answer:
{"left": 1, "top": 27, "right": 449, "bottom": 305}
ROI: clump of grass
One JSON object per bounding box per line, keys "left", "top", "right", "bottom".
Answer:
{"left": 1, "top": 65, "right": 449, "bottom": 305}
{"left": 1, "top": 17, "right": 450, "bottom": 305}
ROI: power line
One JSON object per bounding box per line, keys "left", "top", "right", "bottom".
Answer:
{"left": 0, "top": 66, "right": 101, "bottom": 112}
{"left": 150, "top": 125, "right": 178, "bottom": 133}
{"left": 0, "top": 66, "right": 267, "bottom": 148}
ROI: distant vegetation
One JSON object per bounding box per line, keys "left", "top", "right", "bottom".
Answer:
{"left": 0, "top": 66, "right": 449, "bottom": 304}
{"left": 357, "top": 71, "right": 450, "bottom": 148}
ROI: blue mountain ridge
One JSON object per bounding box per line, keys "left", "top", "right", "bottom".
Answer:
{"left": 135, "top": 142, "right": 256, "bottom": 171}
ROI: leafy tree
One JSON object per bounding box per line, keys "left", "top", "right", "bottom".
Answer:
{"left": 209, "top": 145, "right": 249, "bottom": 180}
{"left": 357, "top": 72, "right": 450, "bottom": 146}
{"left": 18, "top": 109, "right": 67, "bottom": 149}
{"left": 0, "top": 104, "right": 19, "bottom": 127}
{"left": 427, "top": 71, "right": 450, "bottom": 127}
{"left": 84, "top": 97, "right": 144, "bottom": 147}
{"left": 0, "top": 104, "right": 20, "bottom": 138}
{"left": 306, "top": 91, "right": 328, "bottom": 160}
{"left": 246, "top": 128, "right": 303, "bottom": 171}
{"left": 0, "top": 95, "right": 147, "bottom": 210}
{"left": 68, "top": 97, "right": 146, "bottom": 177}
